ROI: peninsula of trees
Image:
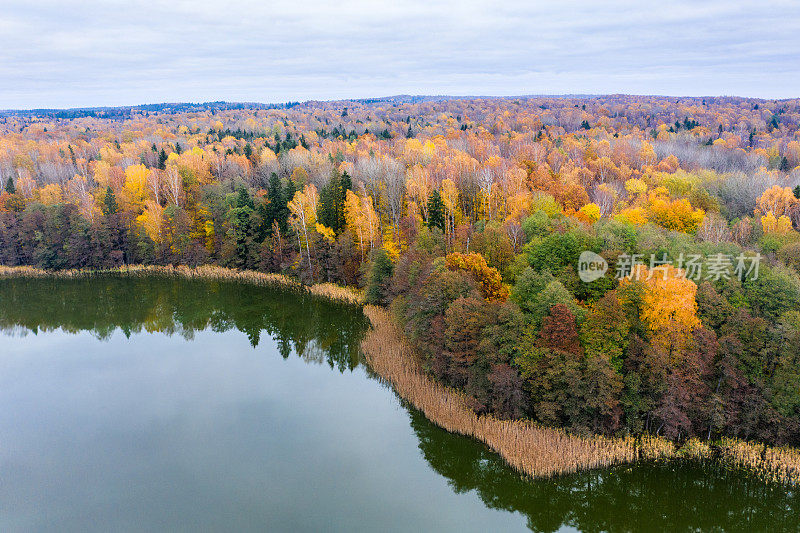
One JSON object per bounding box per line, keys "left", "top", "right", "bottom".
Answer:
{"left": 2, "top": 95, "right": 800, "bottom": 448}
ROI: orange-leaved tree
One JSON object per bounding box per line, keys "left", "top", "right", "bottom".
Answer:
{"left": 756, "top": 185, "right": 797, "bottom": 218}
{"left": 648, "top": 188, "right": 705, "bottom": 233}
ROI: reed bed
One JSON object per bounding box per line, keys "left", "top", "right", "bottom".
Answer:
{"left": 714, "top": 438, "right": 800, "bottom": 485}
{"left": 638, "top": 434, "right": 677, "bottom": 460}
{"left": 675, "top": 438, "right": 711, "bottom": 460}
{"left": 362, "top": 305, "right": 638, "bottom": 478}
{"left": 308, "top": 282, "right": 363, "bottom": 305}
{"left": 0, "top": 264, "right": 303, "bottom": 289}
{"left": 0, "top": 265, "right": 362, "bottom": 306}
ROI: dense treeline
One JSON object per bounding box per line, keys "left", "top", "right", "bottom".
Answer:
{"left": 2, "top": 95, "right": 800, "bottom": 445}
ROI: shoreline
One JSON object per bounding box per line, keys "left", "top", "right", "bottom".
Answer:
{"left": 0, "top": 265, "right": 363, "bottom": 306}
{"left": 361, "top": 305, "right": 800, "bottom": 485}
{"left": 2, "top": 265, "right": 798, "bottom": 484}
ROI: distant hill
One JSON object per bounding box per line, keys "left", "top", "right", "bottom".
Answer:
{"left": 0, "top": 101, "right": 302, "bottom": 119}
{"left": 1, "top": 94, "right": 778, "bottom": 119}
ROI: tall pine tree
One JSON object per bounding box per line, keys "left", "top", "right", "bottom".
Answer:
{"left": 158, "top": 148, "right": 168, "bottom": 170}
{"left": 279, "top": 177, "right": 296, "bottom": 233}
{"left": 427, "top": 189, "right": 445, "bottom": 231}
{"left": 102, "top": 186, "right": 118, "bottom": 216}
{"left": 317, "top": 170, "right": 353, "bottom": 234}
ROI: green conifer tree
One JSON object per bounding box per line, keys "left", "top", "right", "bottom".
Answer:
{"left": 102, "top": 186, "right": 118, "bottom": 216}
{"left": 427, "top": 189, "right": 445, "bottom": 231}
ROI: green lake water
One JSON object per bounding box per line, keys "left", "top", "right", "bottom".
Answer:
{"left": 0, "top": 276, "right": 797, "bottom": 532}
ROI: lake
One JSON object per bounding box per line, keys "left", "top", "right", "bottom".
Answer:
{"left": 0, "top": 275, "right": 797, "bottom": 532}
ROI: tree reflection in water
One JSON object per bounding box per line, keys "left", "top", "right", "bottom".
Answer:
{"left": 0, "top": 275, "right": 369, "bottom": 372}
{"left": 1, "top": 275, "right": 798, "bottom": 532}
{"left": 410, "top": 407, "right": 799, "bottom": 532}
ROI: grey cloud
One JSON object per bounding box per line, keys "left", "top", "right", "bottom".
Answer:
{"left": 0, "top": 0, "right": 798, "bottom": 108}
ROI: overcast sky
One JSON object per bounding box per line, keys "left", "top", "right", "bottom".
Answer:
{"left": 1, "top": 0, "right": 799, "bottom": 109}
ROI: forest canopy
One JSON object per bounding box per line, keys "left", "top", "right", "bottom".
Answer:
{"left": 2, "top": 94, "right": 800, "bottom": 445}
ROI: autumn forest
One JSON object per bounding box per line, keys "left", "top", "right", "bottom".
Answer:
{"left": 2, "top": 95, "right": 800, "bottom": 449}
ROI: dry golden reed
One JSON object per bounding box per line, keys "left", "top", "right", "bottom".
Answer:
{"left": 0, "top": 265, "right": 363, "bottom": 305}
{"left": 360, "top": 305, "right": 800, "bottom": 484}
{"left": 714, "top": 438, "right": 800, "bottom": 485}
{"left": 361, "top": 305, "right": 638, "bottom": 479}
{"left": 308, "top": 282, "right": 363, "bottom": 305}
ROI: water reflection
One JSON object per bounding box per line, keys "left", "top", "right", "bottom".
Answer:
{"left": 410, "top": 407, "right": 800, "bottom": 532}
{"left": 0, "top": 276, "right": 798, "bottom": 532}
{"left": 0, "top": 275, "right": 369, "bottom": 371}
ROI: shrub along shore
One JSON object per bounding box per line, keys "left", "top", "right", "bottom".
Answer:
{"left": 1, "top": 265, "right": 798, "bottom": 484}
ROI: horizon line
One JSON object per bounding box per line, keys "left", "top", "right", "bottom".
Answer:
{"left": 2, "top": 92, "right": 796, "bottom": 114}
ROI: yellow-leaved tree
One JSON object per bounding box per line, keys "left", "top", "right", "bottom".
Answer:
{"left": 344, "top": 190, "right": 380, "bottom": 259}
{"left": 137, "top": 200, "right": 164, "bottom": 243}
{"left": 625, "top": 177, "right": 647, "bottom": 197}
{"left": 288, "top": 184, "right": 318, "bottom": 272}
{"left": 761, "top": 210, "right": 793, "bottom": 235}
{"left": 756, "top": 185, "right": 797, "bottom": 218}
{"left": 578, "top": 202, "right": 601, "bottom": 223}
{"left": 122, "top": 164, "right": 150, "bottom": 214}
{"left": 315, "top": 223, "right": 336, "bottom": 243}
{"left": 615, "top": 207, "right": 648, "bottom": 226}
{"left": 623, "top": 264, "right": 701, "bottom": 359}
{"left": 36, "top": 183, "right": 63, "bottom": 205}
{"left": 445, "top": 252, "right": 509, "bottom": 301}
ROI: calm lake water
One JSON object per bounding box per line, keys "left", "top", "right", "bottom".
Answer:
{"left": 0, "top": 276, "right": 797, "bottom": 532}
